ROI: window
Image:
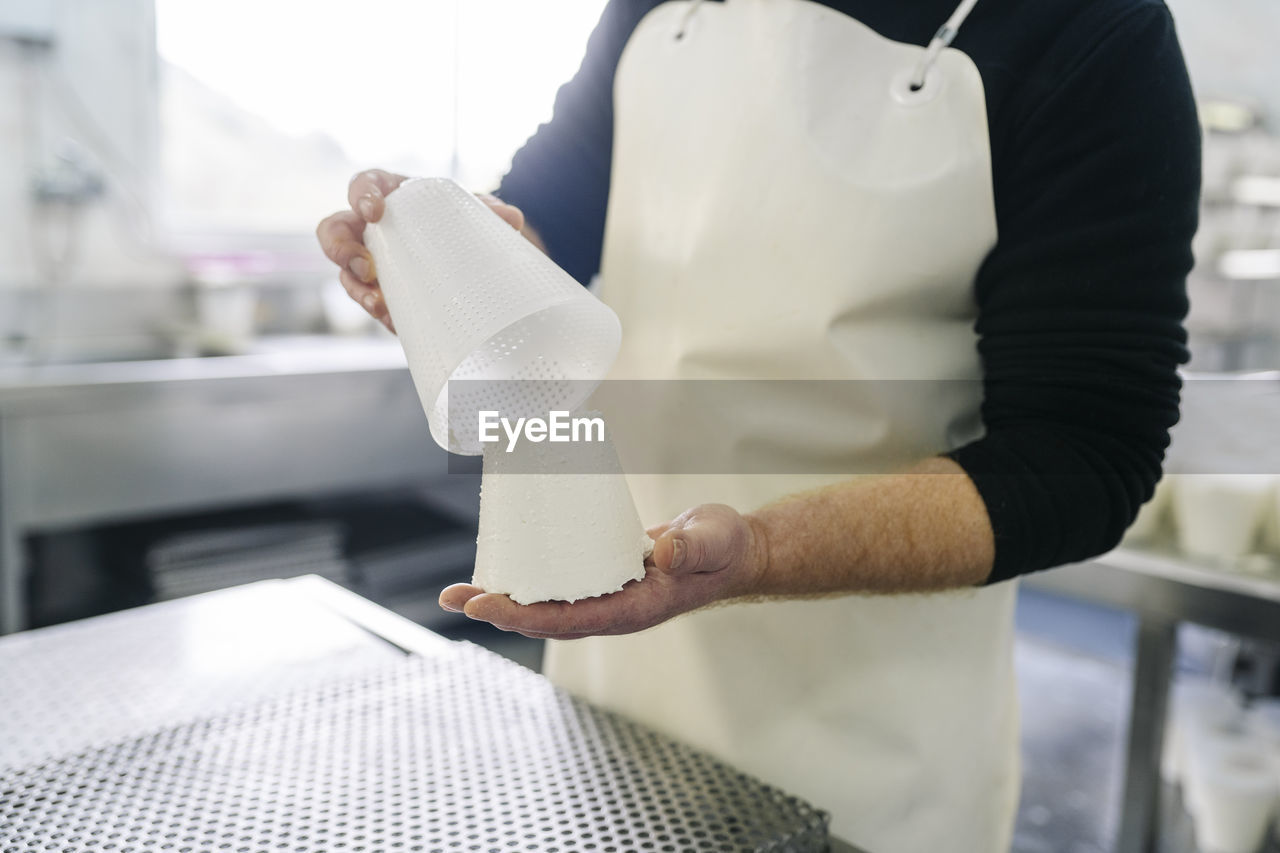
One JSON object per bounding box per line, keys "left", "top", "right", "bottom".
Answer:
{"left": 155, "top": 0, "right": 608, "bottom": 237}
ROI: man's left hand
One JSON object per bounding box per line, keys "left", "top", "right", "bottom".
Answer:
{"left": 439, "top": 503, "right": 767, "bottom": 639}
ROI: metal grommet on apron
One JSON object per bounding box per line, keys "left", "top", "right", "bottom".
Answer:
{"left": 546, "top": 1, "right": 1020, "bottom": 850}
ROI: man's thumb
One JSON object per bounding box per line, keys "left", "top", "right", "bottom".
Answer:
{"left": 657, "top": 521, "right": 716, "bottom": 574}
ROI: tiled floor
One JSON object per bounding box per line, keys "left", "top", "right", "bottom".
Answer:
{"left": 1012, "top": 602, "right": 1130, "bottom": 852}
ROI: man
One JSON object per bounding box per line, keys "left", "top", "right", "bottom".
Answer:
{"left": 317, "top": 0, "right": 1199, "bottom": 848}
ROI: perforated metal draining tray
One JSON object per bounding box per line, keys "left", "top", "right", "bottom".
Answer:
{"left": 0, "top": 583, "right": 399, "bottom": 772}
{"left": 0, "top": 643, "right": 829, "bottom": 852}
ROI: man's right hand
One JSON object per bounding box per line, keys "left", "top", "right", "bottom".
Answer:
{"left": 316, "top": 169, "right": 528, "bottom": 332}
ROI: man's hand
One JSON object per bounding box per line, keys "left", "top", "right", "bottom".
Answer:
{"left": 442, "top": 458, "right": 997, "bottom": 638}
{"left": 439, "top": 504, "right": 767, "bottom": 640}
{"left": 316, "top": 169, "right": 528, "bottom": 332}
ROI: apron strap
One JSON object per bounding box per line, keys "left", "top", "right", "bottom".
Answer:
{"left": 674, "top": 0, "right": 982, "bottom": 92}
{"left": 675, "top": 0, "right": 708, "bottom": 40}
{"left": 909, "top": 0, "right": 981, "bottom": 90}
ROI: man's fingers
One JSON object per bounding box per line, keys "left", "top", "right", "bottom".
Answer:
{"left": 510, "top": 629, "right": 597, "bottom": 641}
{"left": 348, "top": 169, "right": 408, "bottom": 223}
{"left": 339, "top": 269, "right": 386, "bottom": 318}
{"left": 317, "top": 211, "right": 375, "bottom": 281}
{"left": 462, "top": 593, "right": 579, "bottom": 631}
{"left": 652, "top": 505, "right": 745, "bottom": 575}
{"left": 492, "top": 203, "right": 524, "bottom": 232}
{"left": 477, "top": 193, "right": 526, "bottom": 232}
{"left": 452, "top": 578, "right": 660, "bottom": 637}
{"left": 645, "top": 520, "right": 674, "bottom": 540}
{"left": 439, "top": 583, "right": 485, "bottom": 613}
{"left": 650, "top": 534, "right": 678, "bottom": 572}
{"left": 441, "top": 587, "right": 599, "bottom": 639}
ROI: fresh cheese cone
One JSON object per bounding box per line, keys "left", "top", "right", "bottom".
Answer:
{"left": 473, "top": 420, "right": 652, "bottom": 605}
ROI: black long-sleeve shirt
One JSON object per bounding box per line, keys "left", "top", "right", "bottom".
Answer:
{"left": 496, "top": 0, "right": 1201, "bottom": 582}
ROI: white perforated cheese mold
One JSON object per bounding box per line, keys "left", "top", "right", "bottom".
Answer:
{"left": 364, "top": 178, "right": 622, "bottom": 455}
{"left": 0, "top": 644, "right": 831, "bottom": 853}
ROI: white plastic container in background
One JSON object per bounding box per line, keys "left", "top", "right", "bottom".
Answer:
{"left": 1184, "top": 712, "right": 1257, "bottom": 820}
{"left": 193, "top": 281, "right": 257, "bottom": 355}
{"left": 1163, "top": 678, "right": 1243, "bottom": 786}
{"left": 1247, "top": 699, "right": 1280, "bottom": 839}
{"left": 1171, "top": 475, "right": 1274, "bottom": 562}
{"left": 1186, "top": 743, "right": 1276, "bottom": 853}
{"left": 363, "top": 177, "right": 622, "bottom": 454}
{"left": 473, "top": 422, "right": 652, "bottom": 605}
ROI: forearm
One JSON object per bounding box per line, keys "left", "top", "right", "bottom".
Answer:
{"left": 740, "top": 457, "right": 995, "bottom": 597}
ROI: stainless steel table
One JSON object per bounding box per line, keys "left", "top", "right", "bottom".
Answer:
{"left": 1025, "top": 547, "right": 1280, "bottom": 853}
{"left": 0, "top": 576, "right": 865, "bottom": 853}
{"left": 0, "top": 338, "right": 452, "bottom": 634}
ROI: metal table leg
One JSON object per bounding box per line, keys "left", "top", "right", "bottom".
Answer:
{"left": 0, "top": 417, "right": 24, "bottom": 635}
{"left": 1115, "top": 614, "right": 1178, "bottom": 853}
{"left": 0, "top": 525, "right": 18, "bottom": 635}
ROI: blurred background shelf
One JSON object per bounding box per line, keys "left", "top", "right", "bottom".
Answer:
{"left": 1030, "top": 546, "right": 1280, "bottom": 639}
{"left": 1026, "top": 546, "right": 1280, "bottom": 853}
{"left": 0, "top": 339, "right": 478, "bottom": 633}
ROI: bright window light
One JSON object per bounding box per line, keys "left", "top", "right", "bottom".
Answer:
{"left": 155, "top": 0, "right": 607, "bottom": 236}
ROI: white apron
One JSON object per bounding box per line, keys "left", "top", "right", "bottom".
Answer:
{"left": 545, "top": 2, "right": 1020, "bottom": 850}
